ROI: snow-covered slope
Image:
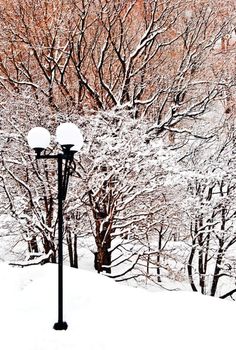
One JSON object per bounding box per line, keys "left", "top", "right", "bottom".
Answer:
{"left": 0, "top": 263, "right": 234, "bottom": 350}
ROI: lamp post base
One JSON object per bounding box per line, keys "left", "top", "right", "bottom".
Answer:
{"left": 53, "top": 321, "right": 68, "bottom": 331}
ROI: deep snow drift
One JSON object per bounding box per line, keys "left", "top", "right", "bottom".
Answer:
{"left": 0, "top": 263, "right": 235, "bottom": 350}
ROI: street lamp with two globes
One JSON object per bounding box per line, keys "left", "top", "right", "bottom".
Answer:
{"left": 27, "top": 122, "right": 83, "bottom": 331}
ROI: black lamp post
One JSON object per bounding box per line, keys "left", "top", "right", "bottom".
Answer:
{"left": 27, "top": 123, "right": 83, "bottom": 331}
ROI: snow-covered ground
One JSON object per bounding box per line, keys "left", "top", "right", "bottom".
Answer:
{"left": 0, "top": 262, "right": 235, "bottom": 350}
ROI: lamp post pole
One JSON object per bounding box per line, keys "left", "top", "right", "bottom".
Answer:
{"left": 27, "top": 123, "right": 83, "bottom": 331}
{"left": 35, "top": 152, "right": 69, "bottom": 330}
{"left": 54, "top": 154, "right": 68, "bottom": 330}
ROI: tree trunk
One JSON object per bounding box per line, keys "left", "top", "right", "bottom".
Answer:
{"left": 157, "top": 232, "right": 162, "bottom": 282}
{"left": 28, "top": 235, "right": 39, "bottom": 253}
{"left": 210, "top": 246, "right": 224, "bottom": 297}
{"left": 67, "top": 232, "right": 78, "bottom": 268}
{"left": 73, "top": 234, "right": 78, "bottom": 268}
{"left": 187, "top": 221, "right": 198, "bottom": 292}
{"left": 94, "top": 239, "right": 111, "bottom": 273}
{"left": 94, "top": 222, "right": 111, "bottom": 273}
{"left": 43, "top": 236, "right": 56, "bottom": 263}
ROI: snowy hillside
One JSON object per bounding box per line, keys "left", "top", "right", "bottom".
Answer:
{"left": 0, "top": 263, "right": 235, "bottom": 350}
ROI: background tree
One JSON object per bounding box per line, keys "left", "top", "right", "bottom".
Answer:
{"left": 1, "top": 0, "right": 236, "bottom": 297}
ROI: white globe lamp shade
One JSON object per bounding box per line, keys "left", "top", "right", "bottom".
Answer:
{"left": 27, "top": 127, "right": 50, "bottom": 150}
{"left": 56, "top": 123, "right": 83, "bottom": 151}
{"left": 71, "top": 132, "right": 84, "bottom": 152}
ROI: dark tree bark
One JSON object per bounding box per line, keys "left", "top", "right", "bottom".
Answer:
{"left": 187, "top": 221, "right": 198, "bottom": 292}
{"left": 67, "top": 231, "right": 78, "bottom": 268}
{"left": 43, "top": 235, "right": 56, "bottom": 263}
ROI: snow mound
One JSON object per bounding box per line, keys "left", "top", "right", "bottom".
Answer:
{"left": 0, "top": 263, "right": 235, "bottom": 350}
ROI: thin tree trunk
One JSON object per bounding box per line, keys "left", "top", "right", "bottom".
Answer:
{"left": 73, "top": 234, "right": 78, "bottom": 268}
